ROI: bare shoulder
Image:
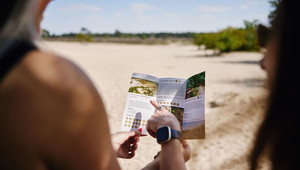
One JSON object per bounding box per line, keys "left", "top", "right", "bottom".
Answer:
{"left": 22, "top": 50, "right": 93, "bottom": 92}
{"left": 0, "top": 49, "right": 106, "bottom": 131}
{"left": 1, "top": 50, "right": 101, "bottom": 116}
{"left": 29, "top": 49, "right": 101, "bottom": 107}
{"left": 0, "top": 50, "right": 116, "bottom": 169}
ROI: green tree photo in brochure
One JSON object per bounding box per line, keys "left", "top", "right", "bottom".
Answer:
{"left": 186, "top": 72, "right": 205, "bottom": 99}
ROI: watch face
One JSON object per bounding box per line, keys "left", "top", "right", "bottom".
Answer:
{"left": 157, "top": 126, "right": 171, "bottom": 144}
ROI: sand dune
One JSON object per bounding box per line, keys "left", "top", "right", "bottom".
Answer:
{"left": 43, "top": 41, "right": 269, "bottom": 170}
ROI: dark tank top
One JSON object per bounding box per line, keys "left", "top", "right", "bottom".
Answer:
{"left": 0, "top": 39, "right": 37, "bottom": 83}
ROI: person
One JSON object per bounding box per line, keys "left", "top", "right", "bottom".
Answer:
{"left": 146, "top": 100, "right": 189, "bottom": 170}
{"left": 0, "top": 0, "right": 191, "bottom": 169}
{"left": 250, "top": 0, "right": 300, "bottom": 169}
{"left": 0, "top": 0, "right": 140, "bottom": 169}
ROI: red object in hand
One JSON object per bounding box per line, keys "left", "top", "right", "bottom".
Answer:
{"left": 138, "top": 128, "right": 142, "bottom": 132}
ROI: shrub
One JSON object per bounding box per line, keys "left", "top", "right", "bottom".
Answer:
{"left": 194, "top": 20, "right": 259, "bottom": 53}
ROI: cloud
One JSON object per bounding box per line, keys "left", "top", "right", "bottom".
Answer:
{"left": 164, "top": 13, "right": 180, "bottom": 19}
{"left": 240, "top": 5, "right": 249, "bottom": 10}
{"left": 60, "top": 4, "right": 102, "bottom": 12}
{"left": 240, "top": 1, "right": 259, "bottom": 10}
{"left": 131, "top": 3, "right": 156, "bottom": 14}
{"left": 247, "top": 1, "right": 259, "bottom": 6}
{"left": 114, "top": 13, "right": 121, "bottom": 18}
{"left": 201, "top": 14, "right": 214, "bottom": 19}
{"left": 196, "top": 6, "right": 231, "bottom": 13}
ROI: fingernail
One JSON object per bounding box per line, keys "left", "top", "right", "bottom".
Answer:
{"left": 138, "top": 128, "right": 142, "bottom": 132}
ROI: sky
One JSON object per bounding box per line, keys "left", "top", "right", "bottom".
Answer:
{"left": 42, "top": 0, "right": 271, "bottom": 34}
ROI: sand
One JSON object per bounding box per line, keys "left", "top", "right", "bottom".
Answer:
{"left": 42, "top": 41, "right": 269, "bottom": 170}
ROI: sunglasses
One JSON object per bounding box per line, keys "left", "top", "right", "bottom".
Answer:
{"left": 257, "top": 24, "right": 272, "bottom": 48}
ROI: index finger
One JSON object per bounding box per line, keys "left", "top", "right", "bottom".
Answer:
{"left": 150, "top": 100, "right": 161, "bottom": 109}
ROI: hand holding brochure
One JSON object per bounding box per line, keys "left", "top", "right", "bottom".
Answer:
{"left": 120, "top": 72, "right": 205, "bottom": 139}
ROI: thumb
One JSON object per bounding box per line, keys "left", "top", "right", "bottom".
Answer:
{"left": 183, "top": 140, "right": 189, "bottom": 147}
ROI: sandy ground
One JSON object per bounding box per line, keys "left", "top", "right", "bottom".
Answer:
{"left": 42, "top": 41, "right": 269, "bottom": 170}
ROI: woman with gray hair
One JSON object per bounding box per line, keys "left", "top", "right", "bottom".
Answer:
{"left": 0, "top": 0, "right": 190, "bottom": 169}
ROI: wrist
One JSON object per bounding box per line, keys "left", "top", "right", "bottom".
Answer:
{"left": 161, "top": 137, "right": 182, "bottom": 147}
{"left": 158, "top": 122, "right": 181, "bottom": 132}
{"left": 156, "top": 126, "right": 182, "bottom": 144}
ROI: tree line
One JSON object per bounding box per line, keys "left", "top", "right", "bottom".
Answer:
{"left": 42, "top": 20, "right": 260, "bottom": 52}
{"left": 43, "top": 29, "right": 195, "bottom": 39}
{"left": 42, "top": 19, "right": 267, "bottom": 52}
{"left": 42, "top": 0, "right": 280, "bottom": 52}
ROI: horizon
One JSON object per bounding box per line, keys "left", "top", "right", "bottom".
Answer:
{"left": 47, "top": 25, "right": 260, "bottom": 35}
{"left": 42, "top": 0, "right": 271, "bottom": 35}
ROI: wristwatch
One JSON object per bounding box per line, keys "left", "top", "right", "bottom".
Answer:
{"left": 156, "top": 126, "right": 182, "bottom": 144}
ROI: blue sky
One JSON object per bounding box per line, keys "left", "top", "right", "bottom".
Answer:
{"left": 42, "top": 0, "right": 271, "bottom": 34}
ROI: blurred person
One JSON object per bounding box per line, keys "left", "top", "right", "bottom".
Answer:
{"left": 0, "top": 0, "right": 191, "bottom": 169}
{"left": 251, "top": 0, "right": 300, "bottom": 169}
{"left": 146, "top": 0, "right": 300, "bottom": 169}
{"left": 0, "top": 0, "right": 140, "bottom": 169}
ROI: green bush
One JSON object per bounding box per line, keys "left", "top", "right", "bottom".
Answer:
{"left": 77, "top": 27, "right": 93, "bottom": 42}
{"left": 194, "top": 33, "right": 218, "bottom": 49}
{"left": 77, "top": 33, "right": 93, "bottom": 42}
{"left": 194, "top": 20, "right": 259, "bottom": 53}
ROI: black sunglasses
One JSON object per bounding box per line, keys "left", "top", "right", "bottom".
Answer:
{"left": 257, "top": 24, "right": 272, "bottom": 48}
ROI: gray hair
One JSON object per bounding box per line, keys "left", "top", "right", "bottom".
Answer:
{"left": 0, "top": 0, "right": 39, "bottom": 43}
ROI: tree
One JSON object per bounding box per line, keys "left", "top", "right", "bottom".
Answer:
{"left": 77, "top": 27, "right": 93, "bottom": 42}
{"left": 243, "top": 20, "right": 259, "bottom": 51}
{"left": 269, "top": 0, "right": 281, "bottom": 20}
{"left": 244, "top": 20, "right": 259, "bottom": 31}
{"left": 114, "top": 30, "right": 123, "bottom": 38}
{"left": 80, "top": 27, "right": 91, "bottom": 35}
{"left": 194, "top": 33, "right": 218, "bottom": 49}
{"left": 193, "top": 20, "right": 259, "bottom": 53}
{"left": 41, "top": 29, "right": 50, "bottom": 38}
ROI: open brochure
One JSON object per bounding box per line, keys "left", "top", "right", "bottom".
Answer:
{"left": 120, "top": 72, "right": 205, "bottom": 139}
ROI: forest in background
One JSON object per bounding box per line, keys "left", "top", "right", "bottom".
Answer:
{"left": 43, "top": 0, "right": 280, "bottom": 53}
{"left": 42, "top": 28, "right": 194, "bottom": 45}
{"left": 42, "top": 20, "right": 259, "bottom": 54}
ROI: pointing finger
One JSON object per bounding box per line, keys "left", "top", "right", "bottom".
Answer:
{"left": 150, "top": 100, "right": 161, "bottom": 109}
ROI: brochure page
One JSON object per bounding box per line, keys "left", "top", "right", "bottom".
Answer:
{"left": 120, "top": 73, "right": 159, "bottom": 135}
{"left": 156, "top": 78, "right": 186, "bottom": 127}
{"left": 182, "top": 72, "right": 205, "bottom": 139}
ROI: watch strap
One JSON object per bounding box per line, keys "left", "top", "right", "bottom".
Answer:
{"left": 171, "top": 128, "right": 182, "bottom": 142}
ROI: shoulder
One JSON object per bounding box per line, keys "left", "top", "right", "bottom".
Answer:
{"left": 0, "top": 50, "right": 116, "bottom": 169}
{"left": 0, "top": 49, "right": 105, "bottom": 123}
{"left": 22, "top": 50, "right": 91, "bottom": 91}
{"left": 21, "top": 50, "right": 103, "bottom": 115}
{"left": 0, "top": 49, "right": 105, "bottom": 122}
